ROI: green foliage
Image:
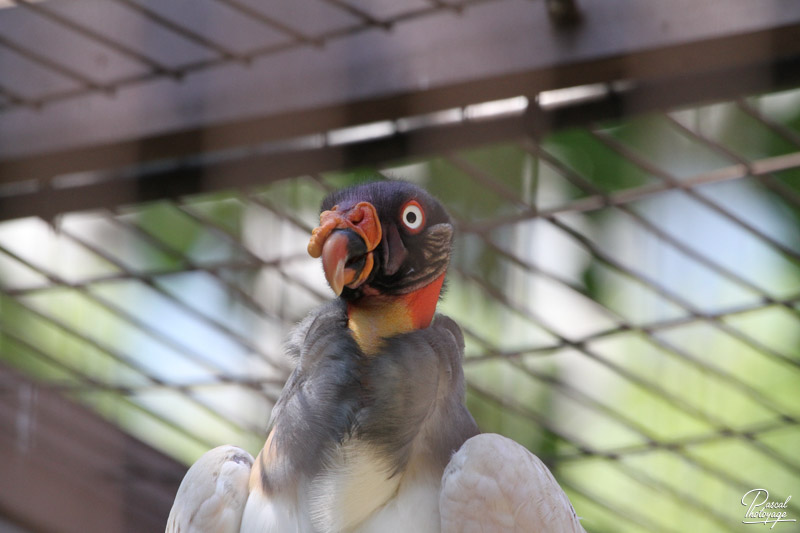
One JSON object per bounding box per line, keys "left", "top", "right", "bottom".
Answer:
{"left": 2, "top": 87, "right": 800, "bottom": 533}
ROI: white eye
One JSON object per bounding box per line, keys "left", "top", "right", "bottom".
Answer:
{"left": 401, "top": 202, "right": 424, "bottom": 232}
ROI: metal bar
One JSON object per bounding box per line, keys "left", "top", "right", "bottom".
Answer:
{"left": 557, "top": 417, "right": 796, "bottom": 462}
{"left": 451, "top": 216, "right": 800, "bottom": 477}
{"left": 0, "top": 110, "right": 530, "bottom": 221}
{"left": 546, "top": 212, "right": 800, "bottom": 374}
{"left": 109, "top": 0, "right": 241, "bottom": 61}
{"left": 174, "top": 200, "right": 331, "bottom": 306}
{"left": 0, "top": 34, "right": 106, "bottom": 92}
{"left": 468, "top": 382, "right": 705, "bottom": 533}
{"left": 0, "top": 289, "right": 266, "bottom": 443}
{"left": 103, "top": 209, "right": 298, "bottom": 329}
{"left": 316, "top": 0, "right": 392, "bottom": 28}
{"left": 10, "top": 0, "right": 173, "bottom": 75}
{"left": 459, "top": 247, "right": 798, "bottom": 423}
{"left": 0, "top": 241, "right": 287, "bottom": 377}
{"left": 2, "top": 257, "right": 272, "bottom": 296}
{"left": 736, "top": 99, "right": 800, "bottom": 148}
{"left": 590, "top": 129, "right": 800, "bottom": 265}
{"left": 558, "top": 478, "right": 681, "bottom": 533}
{"left": 212, "top": 0, "right": 316, "bottom": 44}
{"left": 0, "top": 83, "right": 36, "bottom": 108}
{"left": 255, "top": 169, "right": 800, "bottom": 474}
{"left": 3, "top": 3, "right": 800, "bottom": 176}
{"left": 4, "top": 107, "right": 799, "bottom": 229}
{"left": 498, "top": 149, "right": 800, "bottom": 231}
{"left": 0, "top": 104, "right": 518, "bottom": 186}
{"left": 56, "top": 225, "right": 288, "bottom": 371}
{"left": 530, "top": 139, "right": 797, "bottom": 312}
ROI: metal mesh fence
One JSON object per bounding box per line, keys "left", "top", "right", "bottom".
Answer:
{"left": 0, "top": 2, "right": 799, "bottom": 531}
{"left": 1, "top": 85, "right": 799, "bottom": 532}
{"left": 0, "top": 0, "right": 495, "bottom": 112}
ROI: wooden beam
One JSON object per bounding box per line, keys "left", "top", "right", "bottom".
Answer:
{"left": 0, "top": 364, "right": 184, "bottom": 533}
{"left": 0, "top": 0, "right": 799, "bottom": 163}
{"left": 3, "top": 48, "right": 800, "bottom": 224}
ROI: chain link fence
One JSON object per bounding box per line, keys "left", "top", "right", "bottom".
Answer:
{"left": 1, "top": 89, "right": 799, "bottom": 532}
{"left": 0, "top": 2, "right": 799, "bottom": 532}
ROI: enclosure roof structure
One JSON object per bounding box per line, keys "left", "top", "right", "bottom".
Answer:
{"left": 1, "top": 0, "right": 800, "bottom": 216}
{"left": 2, "top": 2, "right": 800, "bottom": 533}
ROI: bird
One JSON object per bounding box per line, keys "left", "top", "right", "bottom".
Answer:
{"left": 166, "top": 179, "right": 586, "bottom": 533}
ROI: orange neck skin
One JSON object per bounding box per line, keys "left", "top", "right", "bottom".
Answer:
{"left": 347, "top": 273, "right": 446, "bottom": 355}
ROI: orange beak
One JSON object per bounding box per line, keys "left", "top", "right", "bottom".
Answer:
{"left": 307, "top": 202, "right": 382, "bottom": 296}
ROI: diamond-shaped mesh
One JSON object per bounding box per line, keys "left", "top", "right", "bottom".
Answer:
{"left": 2, "top": 88, "right": 799, "bottom": 532}
{"left": 1, "top": 1, "right": 800, "bottom": 531}
{"left": 0, "top": 0, "right": 497, "bottom": 112}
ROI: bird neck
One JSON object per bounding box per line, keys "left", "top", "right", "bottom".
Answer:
{"left": 347, "top": 273, "right": 446, "bottom": 355}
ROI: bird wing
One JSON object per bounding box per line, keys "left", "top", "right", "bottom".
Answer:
{"left": 166, "top": 445, "right": 254, "bottom": 533}
{"left": 440, "top": 434, "right": 586, "bottom": 533}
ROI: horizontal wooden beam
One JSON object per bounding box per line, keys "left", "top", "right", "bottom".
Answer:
{"left": 0, "top": 0, "right": 799, "bottom": 168}
{"left": 3, "top": 48, "right": 800, "bottom": 223}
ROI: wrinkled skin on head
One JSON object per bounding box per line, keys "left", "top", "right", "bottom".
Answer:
{"left": 312, "top": 180, "right": 454, "bottom": 301}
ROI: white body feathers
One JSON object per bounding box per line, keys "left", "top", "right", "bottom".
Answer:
{"left": 238, "top": 439, "right": 441, "bottom": 533}
{"left": 166, "top": 445, "right": 254, "bottom": 533}
{"left": 440, "top": 434, "right": 586, "bottom": 533}
{"left": 168, "top": 434, "right": 585, "bottom": 533}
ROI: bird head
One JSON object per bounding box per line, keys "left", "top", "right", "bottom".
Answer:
{"left": 308, "top": 180, "right": 453, "bottom": 352}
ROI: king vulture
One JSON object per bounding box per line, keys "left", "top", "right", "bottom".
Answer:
{"left": 167, "top": 180, "right": 586, "bottom": 533}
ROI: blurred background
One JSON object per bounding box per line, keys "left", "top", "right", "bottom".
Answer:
{"left": 0, "top": 1, "right": 799, "bottom": 532}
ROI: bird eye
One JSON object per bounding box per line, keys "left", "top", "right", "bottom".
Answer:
{"left": 400, "top": 201, "right": 425, "bottom": 233}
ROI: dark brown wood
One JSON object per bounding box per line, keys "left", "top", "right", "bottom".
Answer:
{"left": 1, "top": 0, "right": 800, "bottom": 179}
{"left": 0, "top": 364, "right": 185, "bottom": 533}
{"left": 3, "top": 46, "right": 800, "bottom": 224}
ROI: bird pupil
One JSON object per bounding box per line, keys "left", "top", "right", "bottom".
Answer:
{"left": 406, "top": 211, "right": 417, "bottom": 224}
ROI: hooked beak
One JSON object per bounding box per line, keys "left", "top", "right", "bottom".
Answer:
{"left": 307, "top": 202, "right": 382, "bottom": 296}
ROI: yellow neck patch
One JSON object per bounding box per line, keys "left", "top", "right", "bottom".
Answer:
{"left": 346, "top": 273, "right": 445, "bottom": 355}
{"left": 347, "top": 299, "right": 413, "bottom": 355}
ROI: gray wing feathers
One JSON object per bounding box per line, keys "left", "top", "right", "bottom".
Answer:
{"left": 440, "top": 434, "right": 586, "bottom": 533}
{"left": 261, "top": 300, "right": 364, "bottom": 490}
